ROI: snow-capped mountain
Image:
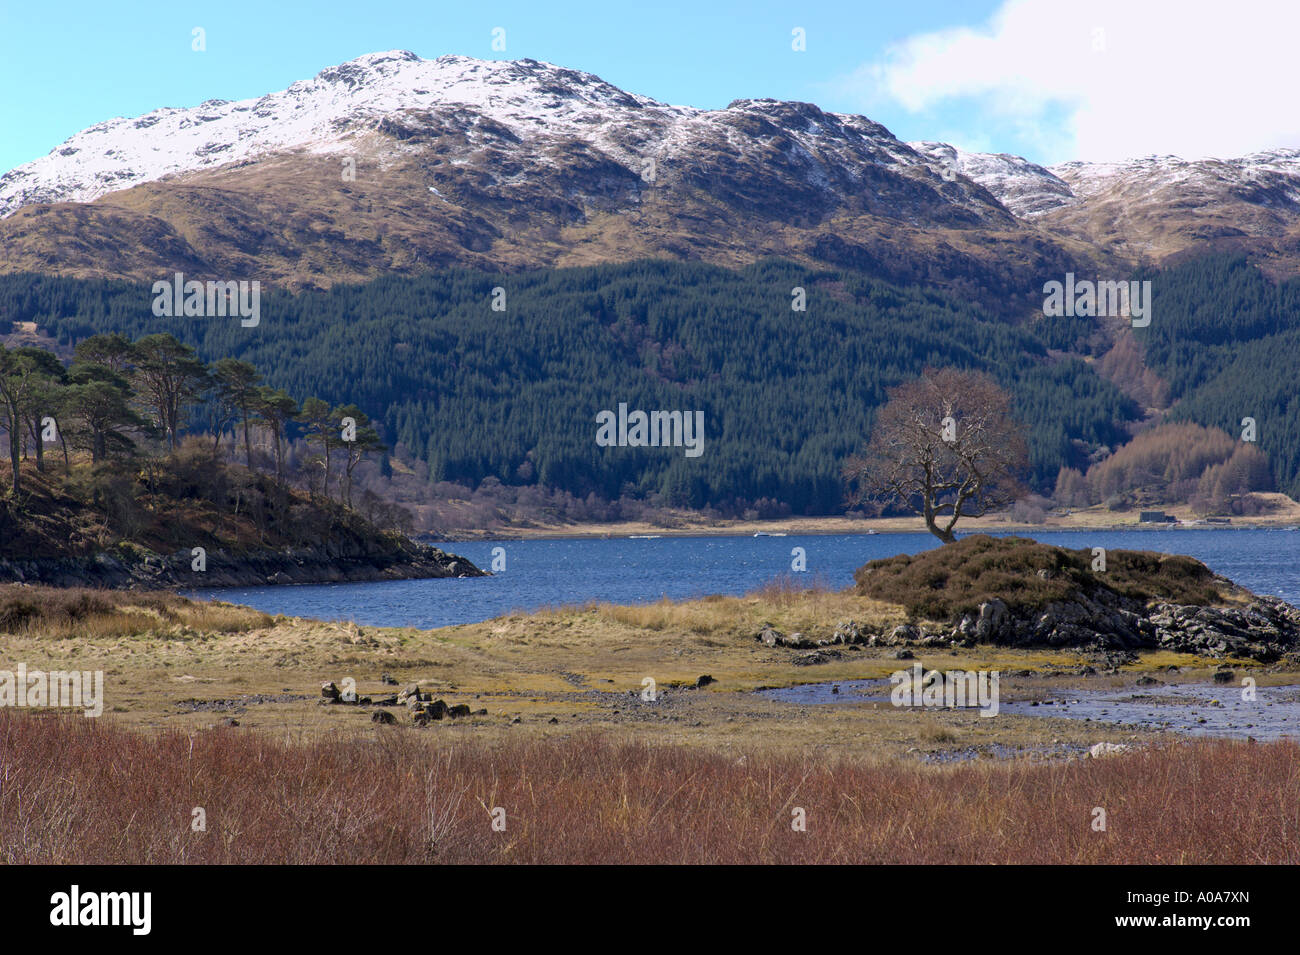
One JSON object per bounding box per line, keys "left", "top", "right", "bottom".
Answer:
{"left": 0, "top": 52, "right": 689, "bottom": 216}
{"left": 2, "top": 50, "right": 1298, "bottom": 289}
{"left": 908, "top": 142, "right": 1077, "bottom": 218}
{"left": 910, "top": 142, "right": 1300, "bottom": 225}
{"left": 0, "top": 50, "right": 1002, "bottom": 222}
{"left": 1051, "top": 150, "right": 1300, "bottom": 206}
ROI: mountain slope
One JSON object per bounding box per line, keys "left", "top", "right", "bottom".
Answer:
{"left": 911, "top": 142, "right": 1300, "bottom": 274}
{"left": 5, "top": 50, "right": 1300, "bottom": 300}
{"left": 0, "top": 51, "right": 1100, "bottom": 297}
{"left": 0, "top": 51, "right": 1010, "bottom": 222}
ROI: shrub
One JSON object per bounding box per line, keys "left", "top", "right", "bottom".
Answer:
{"left": 853, "top": 534, "right": 1224, "bottom": 620}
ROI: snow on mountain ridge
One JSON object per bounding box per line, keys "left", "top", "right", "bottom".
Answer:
{"left": 905, "top": 142, "right": 1300, "bottom": 221}
{"left": 8, "top": 48, "right": 1300, "bottom": 228}
{"left": 1050, "top": 149, "right": 1300, "bottom": 203}
{"left": 3, "top": 49, "right": 998, "bottom": 226}
{"left": 908, "top": 142, "right": 1077, "bottom": 217}
{"left": 0, "top": 51, "right": 701, "bottom": 218}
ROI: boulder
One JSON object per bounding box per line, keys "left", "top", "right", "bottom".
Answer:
{"left": 1088, "top": 742, "right": 1133, "bottom": 758}
{"left": 793, "top": 649, "right": 841, "bottom": 666}
{"left": 371, "top": 710, "right": 397, "bottom": 725}
{"left": 887, "top": 624, "right": 920, "bottom": 645}
{"left": 426, "top": 699, "right": 450, "bottom": 720}
{"left": 320, "top": 681, "right": 341, "bottom": 703}
{"left": 783, "top": 631, "right": 814, "bottom": 649}
{"left": 975, "top": 599, "right": 1008, "bottom": 641}
{"left": 832, "top": 620, "right": 863, "bottom": 645}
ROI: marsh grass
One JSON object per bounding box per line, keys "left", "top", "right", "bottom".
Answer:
{"left": 0, "top": 712, "right": 1294, "bottom": 864}
{"left": 0, "top": 584, "right": 272, "bottom": 639}
{"left": 599, "top": 577, "right": 900, "bottom": 640}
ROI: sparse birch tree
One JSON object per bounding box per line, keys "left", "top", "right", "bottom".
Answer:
{"left": 844, "top": 367, "right": 1028, "bottom": 543}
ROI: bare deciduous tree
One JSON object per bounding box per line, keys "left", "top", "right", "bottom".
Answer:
{"left": 844, "top": 367, "right": 1028, "bottom": 543}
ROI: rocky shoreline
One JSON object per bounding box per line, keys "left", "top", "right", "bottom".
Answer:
{"left": 757, "top": 592, "right": 1300, "bottom": 665}
{"left": 0, "top": 541, "right": 485, "bottom": 589}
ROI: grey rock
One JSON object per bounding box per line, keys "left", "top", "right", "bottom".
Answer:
{"left": 832, "top": 620, "right": 863, "bottom": 645}
{"left": 975, "top": 599, "right": 1008, "bottom": 641}
{"left": 888, "top": 624, "right": 920, "bottom": 645}
{"left": 792, "top": 649, "right": 841, "bottom": 666}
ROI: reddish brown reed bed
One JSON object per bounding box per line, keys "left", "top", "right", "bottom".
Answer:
{"left": 1, "top": 712, "right": 1295, "bottom": 864}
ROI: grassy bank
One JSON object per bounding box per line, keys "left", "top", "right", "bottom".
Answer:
{"left": 0, "top": 580, "right": 1288, "bottom": 757}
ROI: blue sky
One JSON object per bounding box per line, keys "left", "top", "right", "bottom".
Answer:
{"left": 2, "top": 0, "right": 1295, "bottom": 174}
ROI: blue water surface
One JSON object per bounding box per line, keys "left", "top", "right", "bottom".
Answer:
{"left": 185, "top": 528, "right": 1300, "bottom": 630}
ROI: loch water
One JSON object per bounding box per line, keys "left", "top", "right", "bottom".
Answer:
{"left": 188, "top": 528, "right": 1300, "bottom": 630}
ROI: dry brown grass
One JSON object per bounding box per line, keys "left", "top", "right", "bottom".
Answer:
{"left": 597, "top": 580, "right": 901, "bottom": 641}
{"left": 0, "top": 584, "right": 272, "bottom": 639}
{"left": 1, "top": 712, "right": 1295, "bottom": 864}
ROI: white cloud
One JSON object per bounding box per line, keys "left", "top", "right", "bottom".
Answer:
{"left": 862, "top": 0, "right": 1300, "bottom": 162}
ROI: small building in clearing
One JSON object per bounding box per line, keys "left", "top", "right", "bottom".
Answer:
{"left": 1139, "top": 511, "right": 1175, "bottom": 523}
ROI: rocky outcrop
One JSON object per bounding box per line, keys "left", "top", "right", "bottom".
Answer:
{"left": 0, "top": 541, "right": 484, "bottom": 589}
{"left": 941, "top": 593, "right": 1300, "bottom": 663}
{"left": 754, "top": 593, "right": 1300, "bottom": 664}
{"left": 849, "top": 537, "right": 1300, "bottom": 663}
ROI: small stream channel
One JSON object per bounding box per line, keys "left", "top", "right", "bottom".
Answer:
{"left": 757, "top": 679, "right": 1300, "bottom": 741}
